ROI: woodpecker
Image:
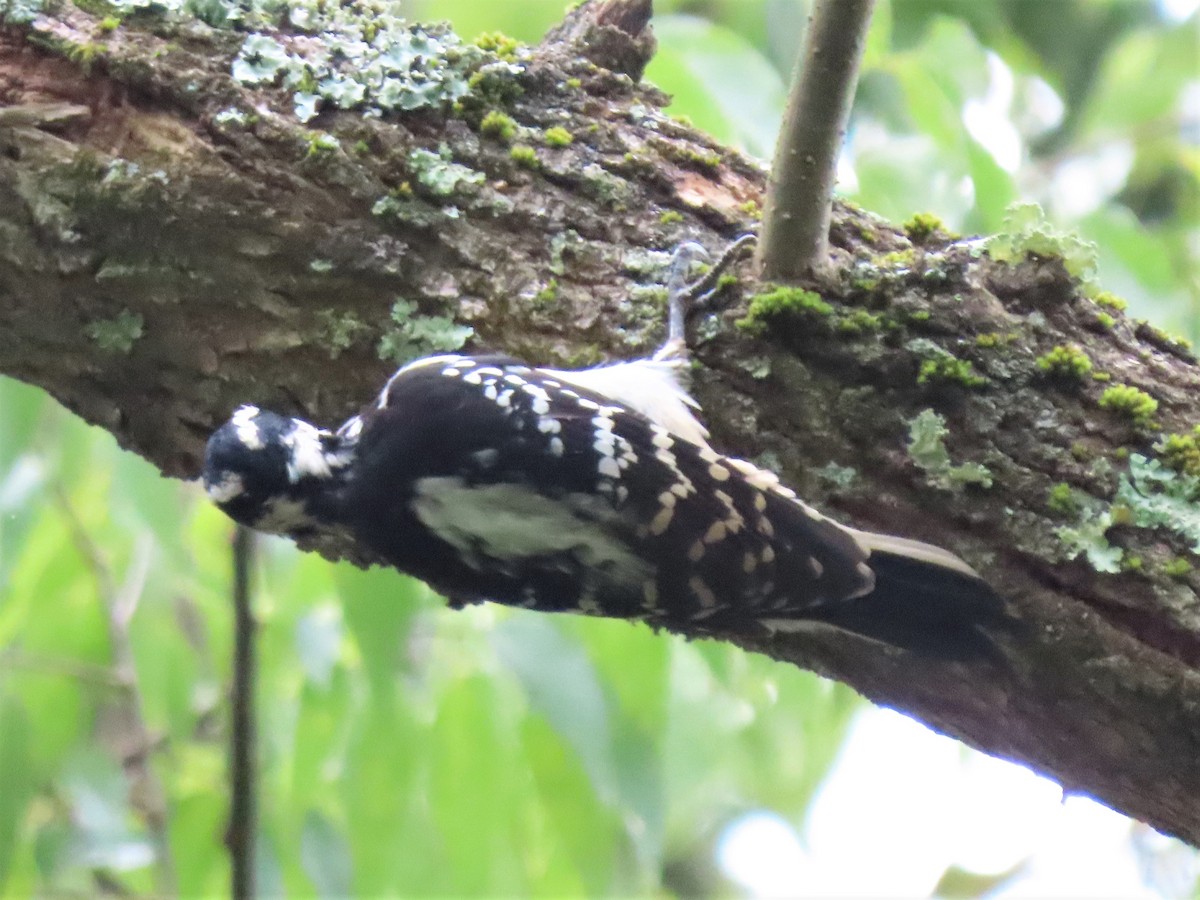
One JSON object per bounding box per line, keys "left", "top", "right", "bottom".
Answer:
{"left": 204, "top": 237, "right": 1005, "bottom": 656}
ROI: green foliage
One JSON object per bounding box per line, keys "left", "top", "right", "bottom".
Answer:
{"left": 905, "top": 409, "right": 993, "bottom": 490}
{"left": 407, "top": 146, "right": 484, "bottom": 198}
{"left": 1163, "top": 558, "right": 1193, "bottom": 579}
{"left": 230, "top": 33, "right": 287, "bottom": 84}
{"left": 228, "top": 14, "right": 524, "bottom": 122}
{"left": 1092, "top": 291, "right": 1127, "bottom": 312}
{"left": 509, "top": 143, "right": 538, "bottom": 168}
{"left": 908, "top": 338, "right": 986, "bottom": 388}
{"left": 1098, "top": 383, "right": 1158, "bottom": 426}
{"left": 738, "top": 285, "right": 832, "bottom": 334}
{"left": 85, "top": 310, "right": 143, "bottom": 353}
{"left": 543, "top": 126, "right": 573, "bottom": 148}
{"left": 316, "top": 309, "right": 370, "bottom": 358}
{"left": 303, "top": 131, "right": 340, "bottom": 160}
{"left": 1036, "top": 344, "right": 1093, "bottom": 382}
{"left": 903, "top": 211, "right": 947, "bottom": 243}
{"left": 643, "top": 14, "right": 785, "bottom": 160}
{"left": 1057, "top": 453, "right": 1200, "bottom": 571}
{"left": 472, "top": 31, "right": 520, "bottom": 60}
{"left": 377, "top": 299, "right": 474, "bottom": 364}
{"left": 532, "top": 279, "right": 559, "bottom": 306}
{"left": 0, "top": 377, "right": 863, "bottom": 895}
{"left": 479, "top": 109, "right": 516, "bottom": 142}
{"left": 658, "top": 209, "right": 684, "bottom": 225}
{"left": 1056, "top": 508, "right": 1123, "bottom": 574}
{"left": 1047, "top": 482, "right": 1082, "bottom": 515}
{"left": 917, "top": 356, "right": 986, "bottom": 388}
{"left": 1156, "top": 427, "right": 1200, "bottom": 478}
{"left": 836, "top": 309, "right": 883, "bottom": 335}
{"left": 0, "top": 0, "right": 43, "bottom": 23}
{"left": 1114, "top": 454, "right": 1200, "bottom": 553}
{"left": 986, "top": 202, "right": 1099, "bottom": 290}
{"left": 814, "top": 462, "right": 858, "bottom": 489}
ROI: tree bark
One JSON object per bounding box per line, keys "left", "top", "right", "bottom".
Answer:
{"left": 2, "top": 0, "right": 1198, "bottom": 845}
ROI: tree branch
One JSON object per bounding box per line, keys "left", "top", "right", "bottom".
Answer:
{"left": 226, "top": 525, "right": 257, "bottom": 899}
{"left": 759, "top": 0, "right": 875, "bottom": 279}
{"left": 2, "top": 1, "right": 1198, "bottom": 846}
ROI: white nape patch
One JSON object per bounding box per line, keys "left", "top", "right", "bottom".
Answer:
{"left": 283, "top": 420, "right": 334, "bottom": 483}
{"left": 232, "top": 405, "right": 264, "bottom": 450}
{"left": 542, "top": 357, "right": 710, "bottom": 448}
{"left": 411, "top": 477, "right": 652, "bottom": 584}
{"left": 206, "top": 471, "right": 245, "bottom": 503}
{"left": 850, "top": 529, "right": 981, "bottom": 578}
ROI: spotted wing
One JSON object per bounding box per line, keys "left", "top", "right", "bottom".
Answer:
{"left": 339, "top": 355, "right": 875, "bottom": 633}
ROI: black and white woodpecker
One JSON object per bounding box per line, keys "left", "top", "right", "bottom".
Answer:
{"left": 204, "top": 237, "right": 1005, "bottom": 657}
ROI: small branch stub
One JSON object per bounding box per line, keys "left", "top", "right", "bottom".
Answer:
{"left": 758, "top": 0, "right": 876, "bottom": 280}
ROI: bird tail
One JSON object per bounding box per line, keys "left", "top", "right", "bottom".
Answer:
{"left": 778, "top": 533, "right": 1014, "bottom": 661}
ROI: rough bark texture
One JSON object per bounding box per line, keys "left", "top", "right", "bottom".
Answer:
{"left": 2, "top": 0, "right": 1198, "bottom": 845}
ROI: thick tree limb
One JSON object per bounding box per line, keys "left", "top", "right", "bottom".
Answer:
{"left": 1, "top": 1, "right": 1198, "bottom": 845}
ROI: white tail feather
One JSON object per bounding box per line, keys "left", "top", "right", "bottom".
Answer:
{"left": 847, "top": 528, "right": 980, "bottom": 578}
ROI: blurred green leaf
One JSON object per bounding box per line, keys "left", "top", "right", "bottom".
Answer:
{"left": 343, "top": 708, "right": 424, "bottom": 896}
{"left": 647, "top": 14, "right": 786, "bottom": 159}
{"left": 294, "top": 604, "right": 343, "bottom": 689}
{"left": 1077, "top": 24, "right": 1198, "bottom": 138}
{"left": 429, "top": 674, "right": 525, "bottom": 895}
{"left": 964, "top": 135, "right": 1016, "bottom": 232}
{"left": 492, "top": 615, "right": 617, "bottom": 804}
{"left": 0, "top": 696, "right": 33, "bottom": 890}
{"left": 168, "top": 792, "right": 228, "bottom": 898}
{"left": 406, "top": 0, "right": 564, "bottom": 44}
{"left": 934, "top": 860, "right": 1026, "bottom": 898}
{"left": 0, "top": 379, "right": 45, "bottom": 473}
{"left": 300, "top": 810, "right": 353, "bottom": 898}
{"left": 520, "top": 715, "right": 619, "bottom": 896}
{"left": 336, "top": 565, "right": 428, "bottom": 701}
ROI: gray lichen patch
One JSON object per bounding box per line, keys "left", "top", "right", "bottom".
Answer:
{"left": 86, "top": 309, "right": 144, "bottom": 353}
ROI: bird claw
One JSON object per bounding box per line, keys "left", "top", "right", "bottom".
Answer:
{"left": 656, "top": 234, "right": 757, "bottom": 359}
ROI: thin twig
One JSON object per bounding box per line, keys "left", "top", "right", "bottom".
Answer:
{"left": 0, "top": 648, "right": 130, "bottom": 690}
{"left": 226, "top": 524, "right": 257, "bottom": 900}
{"left": 758, "top": 0, "right": 875, "bottom": 280}
{"left": 54, "top": 489, "right": 177, "bottom": 895}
